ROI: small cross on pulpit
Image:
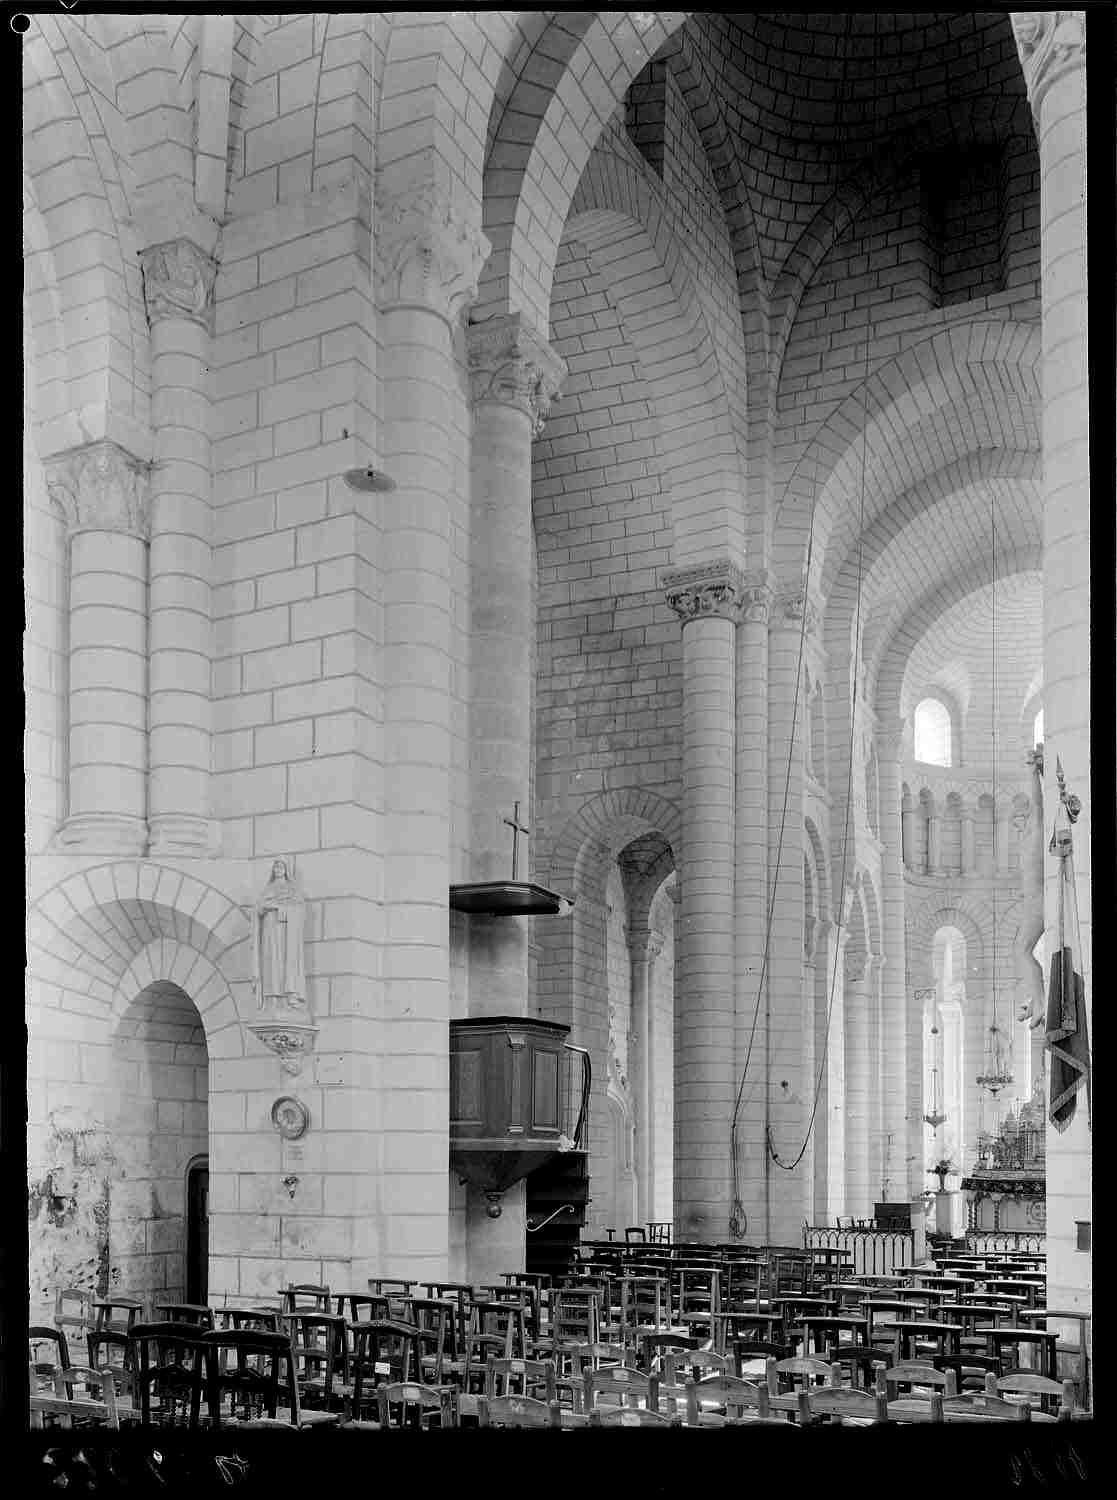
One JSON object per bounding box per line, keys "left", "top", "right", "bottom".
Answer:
{"left": 503, "top": 801, "right": 530, "bottom": 881}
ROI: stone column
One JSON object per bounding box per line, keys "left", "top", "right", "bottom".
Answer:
{"left": 465, "top": 315, "right": 565, "bottom": 1000}
{"left": 139, "top": 239, "right": 218, "bottom": 855}
{"left": 877, "top": 722, "right": 912, "bottom": 1196}
{"left": 961, "top": 805, "right": 976, "bottom": 874}
{"left": 462, "top": 314, "right": 563, "bottom": 1280}
{"left": 733, "top": 572, "right": 773, "bottom": 1237}
{"left": 1014, "top": 11, "right": 1091, "bottom": 1320}
{"left": 664, "top": 560, "right": 741, "bottom": 1243}
{"left": 377, "top": 184, "right": 489, "bottom": 1281}
{"left": 814, "top": 919, "right": 844, "bottom": 1223}
{"left": 926, "top": 806, "right": 942, "bottom": 875}
{"left": 45, "top": 443, "right": 150, "bottom": 854}
{"left": 900, "top": 794, "right": 915, "bottom": 871}
{"left": 763, "top": 587, "right": 817, "bottom": 1241}
{"left": 629, "top": 923, "right": 664, "bottom": 1227}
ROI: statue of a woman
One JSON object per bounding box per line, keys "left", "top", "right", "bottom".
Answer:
{"left": 253, "top": 859, "right": 306, "bottom": 1009}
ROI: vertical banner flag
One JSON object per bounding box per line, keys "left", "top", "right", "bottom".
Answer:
{"left": 1046, "top": 782, "right": 1091, "bottom": 1130}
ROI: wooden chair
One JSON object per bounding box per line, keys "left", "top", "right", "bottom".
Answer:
{"left": 376, "top": 1379, "right": 457, "bottom": 1429}
{"left": 421, "top": 1282, "right": 474, "bottom": 1352}
{"left": 992, "top": 1371, "right": 1077, "bottom": 1420}
{"left": 217, "top": 1306, "right": 283, "bottom": 1334}
{"left": 128, "top": 1321, "right": 208, "bottom": 1428}
{"left": 347, "top": 1320, "right": 422, "bottom": 1405}
{"left": 618, "top": 1275, "right": 671, "bottom": 1343}
{"left": 29, "top": 1326, "right": 71, "bottom": 1393}
{"left": 589, "top": 1404, "right": 678, "bottom": 1427}
{"left": 545, "top": 1287, "right": 601, "bottom": 1355}
{"left": 471, "top": 1298, "right": 527, "bottom": 1360}
{"left": 930, "top": 1351, "right": 1002, "bottom": 1392}
{"left": 201, "top": 1329, "right": 290, "bottom": 1427}
{"left": 683, "top": 1373, "right": 774, "bottom": 1426}
{"left": 582, "top": 1364, "right": 660, "bottom": 1413}
{"left": 941, "top": 1391, "right": 1030, "bottom": 1422}
{"left": 54, "top": 1288, "right": 96, "bottom": 1351}
{"left": 282, "top": 1311, "right": 348, "bottom": 1410}
{"left": 281, "top": 1283, "right": 332, "bottom": 1316}
{"left": 875, "top": 1361, "right": 957, "bottom": 1399}
{"left": 674, "top": 1267, "right": 721, "bottom": 1338}
{"left": 30, "top": 1365, "right": 120, "bottom": 1431}
{"left": 476, "top": 1393, "right": 562, "bottom": 1428}
{"left": 796, "top": 1384, "right": 888, "bottom": 1426}
{"left": 93, "top": 1297, "right": 146, "bottom": 1334}
{"left": 406, "top": 1298, "right": 455, "bottom": 1385}
{"left": 765, "top": 1354, "right": 835, "bottom": 1415}
{"left": 334, "top": 1292, "right": 391, "bottom": 1324}
{"left": 483, "top": 1355, "right": 557, "bottom": 1403}
{"left": 882, "top": 1391, "right": 946, "bottom": 1423}
{"left": 151, "top": 1302, "right": 215, "bottom": 1330}
{"left": 980, "top": 1325, "right": 1058, "bottom": 1379}
{"left": 638, "top": 1330, "right": 699, "bottom": 1373}
{"left": 85, "top": 1328, "right": 135, "bottom": 1402}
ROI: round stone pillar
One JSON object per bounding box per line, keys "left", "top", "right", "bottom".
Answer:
{"left": 732, "top": 573, "right": 773, "bottom": 1237}
{"left": 139, "top": 240, "right": 218, "bottom": 856}
{"left": 877, "top": 722, "right": 912, "bottom": 1196}
{"left": 1012, "top": 9, "right": 1091, "bottom": 1319}
{"left": 762, "top": 587, "right": 817, "bottom": 1242}
{"left": 45, "top": 442, "right": 150, "bottom": 854}
{"left": 465, "top": 314, "right": 565, "bottom": 1013}
{"left": 664, "top": 560, "right": 741, "bottom": 1242}
{"left": 961, "top": 805, "right": 976, "bottom": 874}
{"left": 628, "top": 922, "right": 663, "bottom": 1228}
{"left": 377, "top": 184, "right": 489, "bottom": 1282}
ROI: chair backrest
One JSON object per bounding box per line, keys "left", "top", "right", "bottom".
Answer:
{"left": 590, "top": 1404, "right": 676, "bottom": 1427}
{"left": 282, "top": 1283, "right": 332, "bottom": 1314}
{"left": 551, "top": 1288, "right": 601, "bottom": 1346}
{"left": 798, "top": 1386, "right": 887, "bottom": 1425}
{"left": 766, "top": 1355, "right": 835, "bottom": 1393}
{"left": 55, "top": 1288, "right": 96, "bottom": 1342}
{"left": 30, "top": 1365, "right": 120, "bottom": 1430}
{"left": 282, "top": 1312, "right": 345, "bottom": 1402}
{"left": 685, "top": 1374, "right": 770, "bottom": 1425}
{"left": 29, "top": 1326, "right": 71, "bottom": 1386}
{"left": 875, "top": 1361, "right": 956, "bottom": 1396}
{"left": 583, "top": 1364, "right": 659, "bottom": 1410}
{"left": 376, "top": 1380, "right": 457, "bottom": 1429}
{"left": 942, "top": 1392, "right": 1030, "bottom": 1422}
{"left": 992, "top": 1371, "right": 1075, "bottom": 1416}
{"left": 484, "top": 1355, "right": 557, "bottom": 1401}
{"left": 201, "top": 1329, "right": 288, "bottom": 1426}
{"left": 476, "top": 1394, "right": 560, "bottom": 1428}
{"left": 639, "top": 1331, "right": 699, "bottom": 1371}
{"left": 884, "top": 1392, "right": 946, "bottom": 1423}
{"left": 336, "top": 1293, "right": 391, "bottom": 1322}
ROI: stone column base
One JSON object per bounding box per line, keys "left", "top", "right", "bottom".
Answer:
{"left": 51, "top": 813, "right": 148, "bottom": 857}
{"left": 148, "top": 815, "right": 220, "bottom": 858}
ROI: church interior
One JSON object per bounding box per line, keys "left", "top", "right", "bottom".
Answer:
{"left": 22, "top": 10, "right": 1094, "bottom": 1433}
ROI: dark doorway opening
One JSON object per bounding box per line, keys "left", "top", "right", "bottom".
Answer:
{"left": 186, "top": 1156, "right": 209, "bottom": 1305}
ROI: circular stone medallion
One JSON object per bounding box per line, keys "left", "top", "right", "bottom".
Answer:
{"left": 271, "top": 1095, "right": 310, "bottom": 1140}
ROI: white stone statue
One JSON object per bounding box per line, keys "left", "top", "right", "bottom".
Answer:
{"left": 253, "top": 859, "right": 306, "bottom": 1010}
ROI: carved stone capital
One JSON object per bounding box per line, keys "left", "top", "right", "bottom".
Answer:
{"left": 248, "top": 1021, "right": 319, "bottom": 1078}
{"left": 45, "top": 441, "right": 150, "bottom": 539}
{"left": 773, "top": 586, "right": 820, "bottom": 637}
{"left": 140, "top": 239, "right": 217, "bottom": 330}
{"left": 467, "top": 313, "right": 566, "bottom": 436}
{"left": 1012, "top": 10, "right": 1086, "bottom": 113}
{"left": 738, "top": 569, "right": 776, "bottom": 625}
{"left": 376, "top": 184, "right": 490, "bottom": 323}
{"left": 663, "top": 559, "right": 746, "bottom": 624}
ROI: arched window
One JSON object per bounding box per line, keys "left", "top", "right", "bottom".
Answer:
{"left": 914, "top": 697, "right": 952, "bottom": 766}
{"left": 1032, "top": 708, "right": 1044, "bottom": 748}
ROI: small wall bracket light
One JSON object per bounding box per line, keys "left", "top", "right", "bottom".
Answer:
{"left": 342, "top": 466, "right": 396, "bottom": 494}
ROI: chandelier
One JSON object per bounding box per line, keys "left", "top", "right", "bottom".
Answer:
{"left": 977, "top": 1019, "right": 1013, "bottom": 1096}
{"left": 922, "top": 1019, "right": 948, "bottom": 1129}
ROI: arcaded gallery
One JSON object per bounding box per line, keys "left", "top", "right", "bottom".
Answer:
{"left": 23, "top": 9, "right": 1094, "bottom": 1437}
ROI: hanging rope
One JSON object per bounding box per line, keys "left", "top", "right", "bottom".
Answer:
{"left": 728, "top": 14, "right": 877, "bottom": 1217}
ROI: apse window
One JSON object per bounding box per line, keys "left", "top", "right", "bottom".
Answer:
{"left": 913, "top": 697, "right": 952, "bottom": 767}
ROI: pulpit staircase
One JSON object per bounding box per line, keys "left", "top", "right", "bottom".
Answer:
{"left": 525, "top": 1149, "right": 589, "bottom": 1281}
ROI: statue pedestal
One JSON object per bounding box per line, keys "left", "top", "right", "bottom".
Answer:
{"left": 935, "top": 1190, "right": 963, "bottom": 1238}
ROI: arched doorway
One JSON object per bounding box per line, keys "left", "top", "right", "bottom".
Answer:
{"left": 111, "top": 982, "right": 209, "bottom": 1304}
